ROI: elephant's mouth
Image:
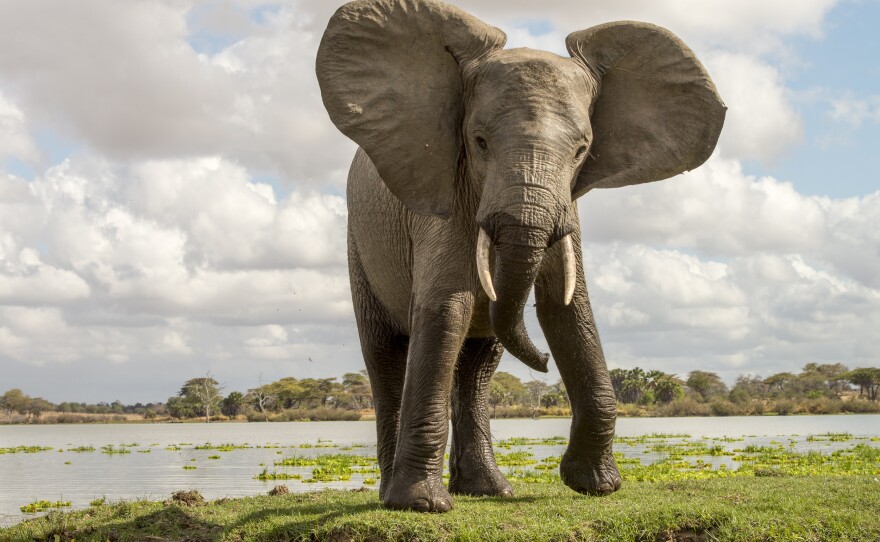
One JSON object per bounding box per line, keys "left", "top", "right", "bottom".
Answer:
{"left": 475, "top": 227, "right": 577, "bottom": 373}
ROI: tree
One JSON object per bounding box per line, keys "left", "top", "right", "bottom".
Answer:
{"left": 221, "top": 391, "right": 246, "bottom": 417}
{"left": 800, "top": 363, "right": 849, "bottom": 396}
{"left": 610, "top": 368, "right": 650, "bottom": 404}
{"left": 26, "top": 398, "right": 54, "bottom": 418}
{"left": 342, "top": 372, "right": 372, "bottom": 410}
{"left": 179, "top": 375, "right": 223, "bottom": 422}
{"left": 0, "top": 389, "right": 30, "bottom": 415}
{"left": 621, "top": 368, "right": 649, "bottom": 404}
{"left": 525, "top": 380, "right": 549, "bottom": 418}
{"left": 686, "top": 371, "right": 728, "bottom": 401}
{"left": 649, "top": 372, "right": 683, "bottom": 404}
{"left": 489, "top": 371, "right": 528, "bottom": 418}
{"left": 165, "top": 396, "right": 195, "bottom": 419}
{"left": 248, "top": 376, "right": 276, "bottom": 421}
{"left": 845, "top": 368, "right": 880, "bottom": 401}
{"left": 729, "top": 375, "right": 766, "bottom": 405}
{"left": 540, "top": 380, "right": 568, "bottom": 409}
{"left": 263, "top": 377, "right": 304, "bottom": 410}
{"left": 763, "top": 372, "right": 795, "bottom": 394}
{"left": 609, "top": 369, "right": 627, "bottom": 401}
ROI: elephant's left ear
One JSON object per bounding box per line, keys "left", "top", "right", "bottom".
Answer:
{"left": 567, "top": 22, "right": 725, "bottom": 199}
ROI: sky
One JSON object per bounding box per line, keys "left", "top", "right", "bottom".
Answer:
{"left": 0, "top": 0, "right": 878, "bottom": 404}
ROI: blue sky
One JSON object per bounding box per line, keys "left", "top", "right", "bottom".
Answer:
{"left": 752, "top": 0, "right": 880, "bottom": 198}
{"left": 0, "top": 0, "right": 878, "bottom": 403}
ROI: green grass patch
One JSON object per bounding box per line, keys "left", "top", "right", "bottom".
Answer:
{"left": 495, "top": 451, "right": 537, "bottom": 467}
{"left": 3, "top": 477, "right": 879, "bottom": 541}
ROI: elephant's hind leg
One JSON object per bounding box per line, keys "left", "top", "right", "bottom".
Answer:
{"left": 449, "top": 337, "right": 514, "bottom": 497}
{"left": 349, "top": 237, "right": 407, "bottom": 501}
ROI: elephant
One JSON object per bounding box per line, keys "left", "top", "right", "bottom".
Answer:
{"left": 316, "top": 0, "right": 724, "bottom": 512}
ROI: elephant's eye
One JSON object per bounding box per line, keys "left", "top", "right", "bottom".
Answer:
{"left": 574, "top": 144, "right": 588, "bottom": 161}
{"left": 475, "top": 136, "right": 488, "bottom": 152}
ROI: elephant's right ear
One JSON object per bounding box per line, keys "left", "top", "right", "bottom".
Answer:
{"left": 316, "top": 0, "right": 506, "bottom": 218}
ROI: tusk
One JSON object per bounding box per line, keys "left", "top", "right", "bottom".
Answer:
{"left": 562, "top": 235, "right": 576, "bottom": 305}
{"left": 476, "top": 228, "right": 497, "bottom": 302}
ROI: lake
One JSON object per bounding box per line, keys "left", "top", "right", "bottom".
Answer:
{"left": 2, "top": 415, "right": 879, "bottom": 526}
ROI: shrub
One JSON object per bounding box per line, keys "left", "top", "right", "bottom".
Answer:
{"left": 751, "top": 400, "right": 765, "bottom": 415}
{"left": 772, "top": 399, "right": 796, "bottom": 415}
{"left": 538, "top": 406, "right": 571, "bottom": 417}
{"left": 245, "top": 408, "right": 361, "bottom": 422}
{"left": 709, "top": 400, "right": 742, "bottom": 416}
{"left": 655, "top": 398, "right": 710, "bottom": 417}
{"left": 492, "top": 405, "right": 535, "bottom": 418}
{"left": 617, "top": 403, "right": 645, "bottom": 417}
{"left": 841, "top": 399, "right": 880, "bottom": 414}
{"left": 800, "top": 398, "right": 843, "bottom": 414}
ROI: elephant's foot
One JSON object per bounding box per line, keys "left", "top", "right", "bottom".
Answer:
{"left": 378, "top": 473, "right": 391, "bottom": 501}
{"left": 560, "top": 449, "right": 621, "bottom": 496}
{"left": 449, "top": 458, "right": 513, "bottom": 497}
{"left": 383, "top": 473, "right": 453, "bottom": 513}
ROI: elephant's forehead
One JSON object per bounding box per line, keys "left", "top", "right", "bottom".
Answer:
{"left": 477, "top": 49, "right": 592, "bottom": 96}
{"left": 471, "top": 49, "right": 594, "bottom": 119}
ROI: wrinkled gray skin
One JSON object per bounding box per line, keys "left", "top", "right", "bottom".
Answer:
{"left": 317, "top": 0, "right": 724, "bottom": 513}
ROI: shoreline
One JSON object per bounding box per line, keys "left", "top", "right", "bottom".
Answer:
{"left": 3, "top": 410, "right": 880, "bottom": 426}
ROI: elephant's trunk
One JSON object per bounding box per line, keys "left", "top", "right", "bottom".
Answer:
{"left": 480, "top": 224, "right": 550, "bottom": 373}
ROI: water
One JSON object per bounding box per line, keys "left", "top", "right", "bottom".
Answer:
{"left": 2, "top": 415, "right": 878, "bottom": 526}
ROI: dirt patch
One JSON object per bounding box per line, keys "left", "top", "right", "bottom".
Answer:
{"left": 269, "top": 485, "right": 289, "bottom": 496}
{"left": 166, "top": 490, "right": 205, "bottom": 507}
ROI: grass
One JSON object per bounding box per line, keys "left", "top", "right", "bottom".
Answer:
{"left": 2, "top": 477, "right": 879, "bottom": 541}
{"left": 4, "top": 436, "right": 879, "bottom": 540}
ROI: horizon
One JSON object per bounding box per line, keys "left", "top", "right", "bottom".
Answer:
{"left": 1, "top": 0, "right": 878, "bottom": 403}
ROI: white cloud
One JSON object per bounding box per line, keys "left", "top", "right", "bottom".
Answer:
{"left": 581, "top": 155, "right": 880, "bottom": 288}
{"left": 0, "top": 155, "right": 352, "bottom": 383}
{"left": 829, "top": 93, "right": 880, "bottom": 127}
{"left": 705, "top": 53, "right": 804, "bottom": 162}
{"left": 0, "top": 1, "right": 353, "bottom": 187}
{"left": 457, "top": 0, "right": 837, "bottom": 56}
{"left": 0, "top": 92, "right": 38, "bottom": 164}
{"left": 0, "top": 0, "right": 836, "bottom": 188}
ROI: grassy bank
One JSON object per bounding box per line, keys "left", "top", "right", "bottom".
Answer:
{"left": 3, "top": 477, "right": 879, "bottom": 541}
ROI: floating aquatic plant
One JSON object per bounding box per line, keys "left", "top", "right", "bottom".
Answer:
{"left": 20, "top": 500, "right": 71, "bottom": 513}
{"left": 255, "top": 468, "right": 302, "bottom": 480}
{"left": 101, "top": 445, "right": 131, "bottom": 455}
{"left": 0, "top": 446, "right": 53, "bottom": 454}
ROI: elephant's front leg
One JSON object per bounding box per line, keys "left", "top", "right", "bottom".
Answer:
{"left": 449, "top": 337, "right": 513, "bottom": 497}
{"left": 384, "top": 292, "right": 474, "bottom": 512}
{"left": 535, "top": 230, "right": 621, "bottom": 496}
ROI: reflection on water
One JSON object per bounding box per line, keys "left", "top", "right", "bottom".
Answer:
{"left": 1, "top": 415, "right": 878, "bottom": 525}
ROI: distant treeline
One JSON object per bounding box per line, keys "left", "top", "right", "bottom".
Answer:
{"left": 607, "top": 364, "right": 880, "bottom": 417}
{"left": 2, "top": 364, "right": 879, "bottom": 423}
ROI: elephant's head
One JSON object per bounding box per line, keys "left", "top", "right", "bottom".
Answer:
{"left": 317, "top": 0, "right": 725, "bottom": 372}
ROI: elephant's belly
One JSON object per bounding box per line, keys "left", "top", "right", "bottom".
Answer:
{"left": 347, "top": 150, "right": 413, "bottom": 332}
{"left": 347, "top": 148, "right": 494, "bottom": 339}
